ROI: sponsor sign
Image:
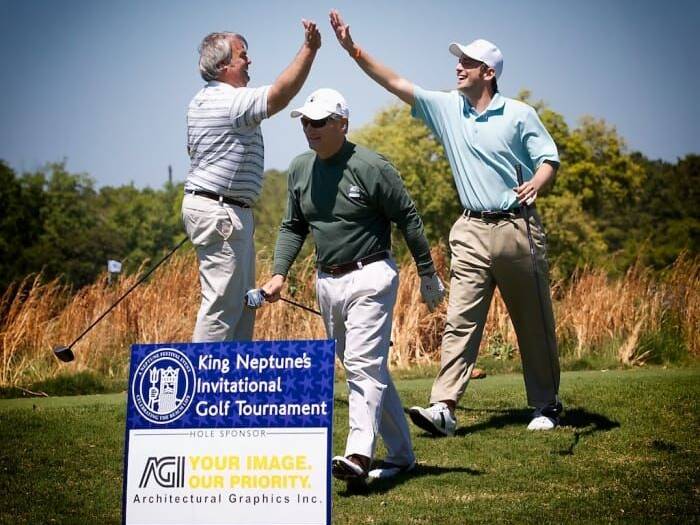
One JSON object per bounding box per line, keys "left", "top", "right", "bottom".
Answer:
{"left": 123, "top": 340, "right": 335, "bottom": 525}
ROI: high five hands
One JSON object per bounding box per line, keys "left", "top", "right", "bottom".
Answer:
{"left": 329, "top": 10, "right": 356, "bottom": 55}
{"left": 302, "top": 19, "right": 321, "bottom": 50}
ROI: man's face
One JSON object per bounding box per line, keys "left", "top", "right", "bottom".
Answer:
{"left": 455, "top": 54, "right": 492, "bottom": 91}
{"left": 224, "top": 36, "right": 251, "bottom": 87}
{"left": 301, "top": 115, "right": 346, "bottom": 156}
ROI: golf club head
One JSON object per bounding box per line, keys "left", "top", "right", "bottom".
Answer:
{"left": 53, "top": 345, "right": 75, "bottom": 363}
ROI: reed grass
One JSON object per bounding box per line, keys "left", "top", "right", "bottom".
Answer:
{"left": 1, "top": 247, "right": 697, "bottom": 388}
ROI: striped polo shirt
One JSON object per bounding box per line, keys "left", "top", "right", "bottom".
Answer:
{"left": 185, "top": 81, "right": 271, "bottom": 206}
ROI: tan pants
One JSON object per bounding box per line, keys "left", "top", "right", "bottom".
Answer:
{"left": 430, "top": 211, "right": 560, "bottom": 408}
{"left": 181, "top": 194, "right": 255, "bottom": 342}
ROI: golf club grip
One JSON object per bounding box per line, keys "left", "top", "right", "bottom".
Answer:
{"left": 66, "top": 236, "right": 189, "bottom": 349}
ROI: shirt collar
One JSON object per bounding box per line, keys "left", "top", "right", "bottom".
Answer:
{"left": 319, "top": 140, "right": 355, "bottom": 166}
{"left": 206, "top": 80, "right": 234, "bottom": 90}
{"left": 461, "top": 92, "right": 505, "bottom": 118}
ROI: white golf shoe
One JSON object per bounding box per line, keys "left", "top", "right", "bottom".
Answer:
{"left": 408, "top": 402, "right": 456, "bottom": 437}
{"left": 527, "top": 404, "right": 562, "bottom": 431}
{"left": 368, "top": 459, "right": 417, "bottom": 480}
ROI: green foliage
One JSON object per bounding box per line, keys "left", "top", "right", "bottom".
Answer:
{"left": 622, "top": 153, "right": 700, "bottom": 268}
{"left": 537, "top": 192, "right": 608, "bottom": 278}
{"left": 95, "top": 182, "right": 183, "bottom": 273}
{"left": 0, "top": 162, "right": 185, "bottom": 291}
{"left": 0, "top": 161, "right": 42, "bottom": 290}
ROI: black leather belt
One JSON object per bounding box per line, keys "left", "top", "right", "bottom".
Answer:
{"left": 463, "top": 207, "right": 524, "bottom": 220}
{"left": 319, "top": 251, "right": 390, "bottom": 276}
{"left": 185, "top": 189, "right": 250, "bottom": 208}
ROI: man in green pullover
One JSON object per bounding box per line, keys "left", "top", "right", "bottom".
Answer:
{"left": 261, "top": 88, "right": 445, "bottom": 483}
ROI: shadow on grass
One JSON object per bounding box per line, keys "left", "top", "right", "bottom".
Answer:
{"left": 556, "top": 407, "right": 620, "bottom": 455}
{"left": 337, "top": 463, "right": 483, "bottom": 497}
{"left": 407, "top": 406, "right": 620, "bottom": 456}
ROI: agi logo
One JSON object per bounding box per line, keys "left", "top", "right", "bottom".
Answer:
{"left": 139, "top": 456, "right": 186, "bottom": 488}
{"left": 132, "top": 348, "right": 196, "bottom": 424}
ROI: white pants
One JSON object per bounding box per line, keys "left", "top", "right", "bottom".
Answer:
{"left": 316, "top": 258, "right": 414, "bottom": 465}
{"left": 181, "top": 193, "right": 255, "bottom": 342}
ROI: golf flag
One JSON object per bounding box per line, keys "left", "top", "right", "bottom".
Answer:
{"left": 108, "top": 260, "right": 123, "bottom": 273}
{"left": 122, "top": 340, "right": 335, "bottom": 525}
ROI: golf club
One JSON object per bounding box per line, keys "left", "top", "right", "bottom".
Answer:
{"left": 246, "top": 289, "right": 394, "bottom": 346}
{"left": 53, "top": 236, "right": 189, "bottom": 363}
{"left": 263, "top": 290, "right": 322, "bottom": 316}
{"left": 516, "top": 164, "right": 561, "bottom": 412}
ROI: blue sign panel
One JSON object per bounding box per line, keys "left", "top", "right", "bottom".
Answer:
{"left": 122, "top": 340, "right": 335, "bottom": 525}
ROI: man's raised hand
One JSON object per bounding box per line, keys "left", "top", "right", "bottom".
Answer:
{"left": 302, "top": 19, "right": 321, "bottom": 50}
{"left": 329, "top": 10, "right": 356, "bottom": 54}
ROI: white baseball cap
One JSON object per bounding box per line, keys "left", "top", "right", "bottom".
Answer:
{"left": 449, "top": 39, "right": 504, "bottom": 80}
{"left": 290, "top": 88, "right": 350, "bottom": 120}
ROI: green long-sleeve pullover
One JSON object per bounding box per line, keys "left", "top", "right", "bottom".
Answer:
{"left": 273, "top": 141, "right": 435, "bottom": 277}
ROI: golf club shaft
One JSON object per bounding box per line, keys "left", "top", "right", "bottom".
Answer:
{"left": 268, "top": 293, "right": 392, "bottom": 346}
{"left": 516, "top": 165, "right": 559, "bottom": 393}
{"left": 278, "top": 296, "right": 322, "bottom": 316}
{"left": 65, "top": 236, "right": 189, "bottom": 350}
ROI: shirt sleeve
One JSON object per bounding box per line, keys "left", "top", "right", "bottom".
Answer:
{"left": 521, "top": 106, "right": 560, "bottom": 169}
{"left": 410, "top": 85, "right": 453, "bottom": 142}
{"left": 230, "top": 85, "right": 270, "bottom": 128}
{"left": 373, "top": 162, "right": 436, "bottom": 277}
{"left": 272, "top": 166, "right": 309, "bottom": 277}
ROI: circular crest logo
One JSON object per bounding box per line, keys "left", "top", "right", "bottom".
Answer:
{"left": 132, "top": 348, "right": 196, "bottom": 424}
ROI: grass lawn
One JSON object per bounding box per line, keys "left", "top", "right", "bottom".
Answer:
{"left": 0, "top": 367, "right": 698, "bottom": 524}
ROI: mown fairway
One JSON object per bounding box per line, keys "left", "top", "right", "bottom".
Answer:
{"left": 0, "top": 368, "right": 698, "bottom": 524}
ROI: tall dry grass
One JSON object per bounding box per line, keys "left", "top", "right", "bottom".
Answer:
{"left": 0, "top": 247, "right": 697, "bottom": 387}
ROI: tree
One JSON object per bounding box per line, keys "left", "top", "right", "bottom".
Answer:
{"left": 21, "top": 163, "right": 115, "bottom": 287}
{"left": 0, "top": 162, "right": 44, "bottom": 291}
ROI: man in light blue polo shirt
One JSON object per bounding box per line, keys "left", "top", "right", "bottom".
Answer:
{"left": 330, "top": 10, "right": 562, "bottom": 433}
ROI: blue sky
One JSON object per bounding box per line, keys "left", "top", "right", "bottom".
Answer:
{"left": 1, "top": 0, "right": 698, "bottom": 188}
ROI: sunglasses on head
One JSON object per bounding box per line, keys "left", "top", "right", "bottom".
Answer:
{"left": 300, "top": 116, "right": 336, "bottom": 128}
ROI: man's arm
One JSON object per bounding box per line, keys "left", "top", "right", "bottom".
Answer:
{"left": 373, "top": 163, "right": 445, "bottom": 311}
{"left": 266, "top": 20, "right": 321, "bottom": 117}
{"left": 375, "top": 164, "right": 435, "bottom": 276}
{"left": 261, "top": 171, "right": 310, "bottom": 301}
{"left": 329, "top": 10, "right": 415, "bottom": 106}
{"left": 514, "top": 105, "right": 561, "bottom": 205}
{"left": 514, "top": 161, "right": 558, "bottom": 206}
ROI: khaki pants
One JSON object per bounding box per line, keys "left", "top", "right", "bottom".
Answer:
{"left": 317, "top": 258, "right": 414, "bottom": 465}
{"left": 182, "top": 194, "right": 255, "bottom": 342}
{"left": 430, "top": 211, "right": 560, "bottom": 408}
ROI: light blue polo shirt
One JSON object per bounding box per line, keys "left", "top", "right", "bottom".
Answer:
{"left": 411, "top": 87, "right": 559, "bottom": 211}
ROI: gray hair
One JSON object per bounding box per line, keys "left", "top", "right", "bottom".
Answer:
{"left": 198, "top": 32, "right": 248, "bottom": 82}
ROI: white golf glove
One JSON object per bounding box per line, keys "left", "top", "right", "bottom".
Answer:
{"left": 420, "top": 273, "right": 446, "bottom": 312}
{"left": 244, "top": 288, "right": 266, "bottom": 309}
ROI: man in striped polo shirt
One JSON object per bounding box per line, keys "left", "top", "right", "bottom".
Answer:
{"left": 183, "top": 22, "right": 321, "bottom": 342}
